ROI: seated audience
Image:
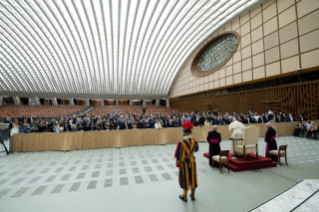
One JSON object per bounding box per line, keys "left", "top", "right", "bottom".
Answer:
{"left": 305, "top": 121, "right": 318, "bottom": 139}
{"left": 293, "top": 122, "right": 305, "bottom": 137}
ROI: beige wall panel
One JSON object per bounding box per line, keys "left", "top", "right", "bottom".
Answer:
{"left": 252, "top": 52, "right": 265, "bottom": 68}
{"left": 225, "top": 24, "right": 232, "bottom": 32}
{"left": 281, "top": 55, "right": 299, "bottom": 73}
{"left": 251, "top": 26, "right": 263, "bottom": 43}
{"left": 299, "top": 29, "right": 319, "bottom": 53}
{"left": 204, "top": 83, "right": 208, "bottom": 90}
{"left": 253, "top": 66, "right": 265, "bottom": 80}
{"left": 226, "top": 76, "right": 233, "bottom": 86}
{"left": 240, "top": 12, "right": 250, "bottom": 26}
{"left": 219, "top": 68, "right": 225, "bottom": 79}
{"left": 298, "top": 10, "right": 319, "bottom": 35}
{"left": 250, "top": 5, "right": 261, "bottom": 18}
{"left": 251, "top": 13, "right": 262, "bottom": 30}
{"left": 252, "top": 39, "right": 264, "bottom": 55}
{"left": 242, "top": 45, "right": 252, "bottom": 59}
{"left": 280, "top": 38, "right": 299, "bottom": 59}
{"left": 297, "top": 0, "right": 319, "bottom": 18}
{"left": 277, "top": 0, "right": 295, "bottom": 13}
{"left": 241, "top": 33, "right": 251, "bottom": 48}
{"left": 225, "top": 58, "right": 233, "bottom": 67}
{"left": 232, "top": 18, "right": 240, "bottom": 30}
{"left": 278, "top": 6, "right": 296, "bottom": 28}
{"left": 264, "top": 31, "right": 279, "bottom": 50}
{"left": 279, "top": 22, "right": 297, "bottom": 43}
{"left": 209, "top": 74, "right": 214, "bottom": 82}
{"left": 233, "top": 73, "right": 242, "bottom": 84}
{"left": 241, "top": 22, "right": 251, "bottom": 36}
{"left": 242, "top": 70, "right": 253, "bottom": 82}
{"left": 301, "top": 49, "right": 319, "bottom": 69}
{"left": 203, "top": 76, "right": 208, "bottom": 83}
{"left": 233, "top": 62, "right": 241, "bottom": 74}
{"left": 209, "top": 82, "right": 214, "bottom": 89}
{"left": 219, "top": 78, "right": 225, "bottom": 87}
{"left": 264, "top": 17, "right": 278, "bottom": 36}
{"left": 262, "top": 0, "right": 276, "bottom": 9}
{"left": 233, "top": 51, "right": 241, "bottom": 63}
{"left": 263, "top": 2, "right": 277, "bottom": 22}
{"left": 214, "top": 71, "right": 219, "bottom": 80}
{"left": 226, "top": 66, "right": 233, "bottom": 76}
{"left": 265, "top": 46, "right": 280, "bottom": 64}
{"left": 214, "top": 80, "right": 219, "bottom": 88}
{"left": 242, "top": 58, "right": 252, "bottom": 71}
{"left": 266, "top": 61, "right": 281, "bottom": 77}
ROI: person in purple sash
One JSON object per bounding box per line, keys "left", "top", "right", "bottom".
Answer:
{"left": 206, "top": 125, "right": 221, "bottom": 167}
{"left": 265, "top": 123, "right": 278, "bottom": 162}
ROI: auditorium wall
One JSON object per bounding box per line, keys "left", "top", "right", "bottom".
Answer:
{"left": 170, "top": 80, "right": 319, "bottom": 120}
{"left": 170, "top": 0, "right": 319, "bottom": 98}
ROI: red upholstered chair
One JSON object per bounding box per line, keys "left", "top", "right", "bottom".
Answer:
{"left": 212, "top": 150, "right": 230, "bottom": 173}
{"left": 269, "top": 145, "right": 288, "bottom": 166}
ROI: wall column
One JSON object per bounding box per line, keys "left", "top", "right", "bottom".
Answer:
{"left": 69, "top": 98, "right": 75, "bottom": 106}
{"left": 12, "top": 96, "right": 21, "bottom": 105}
{"left": 115, "top": 99, "right": 119, "bottom": 106}
{"left": 0, "top": 96, "right": 3, "bottom": 106}
{"left": 129, "top": 99, "right": 133, "bottom": 106}
{"left": 101, "top": 99, "right": 105, "bottom": 106}
{"left": 166, "top": 98, "right": 170, "bottom": 108}
{"left": 155, "top": 99, "right": 160, "bottom": 106}
{"left": 142, "top": 99, "right": 146, "bottom": 106}
{"left": 86, "top": 98, "right": 90, "bottom": 106}
{"left": 52, "top": 98, "right": 58, "bottom": 105}
{"left": 33, "top": 97, "right": 41, "bottom": 105}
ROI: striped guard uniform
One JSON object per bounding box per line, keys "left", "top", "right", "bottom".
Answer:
{"left": 174, "top": 137, "right": 199, "bottom": 190}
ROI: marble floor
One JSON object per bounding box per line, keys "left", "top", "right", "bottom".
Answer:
{"left": 0, "top": 135, "right": 318, "bottom": 212}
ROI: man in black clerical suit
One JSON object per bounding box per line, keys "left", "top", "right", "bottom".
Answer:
{"left": 265, "top": 123, "right": 278, "bottom": 162}
{"left": 206, "top": 125, "right": 221, "bottom": 167}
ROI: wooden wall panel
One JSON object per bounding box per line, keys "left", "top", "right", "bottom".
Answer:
{"left": 171, "top": 80, "right": 319, "bottom": 120}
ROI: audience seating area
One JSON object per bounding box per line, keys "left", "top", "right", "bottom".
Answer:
{"left": 89, "top": 105, "right": 181, "bottom": 115}
{"left": 0, "top": 105, "right": 87, "bottom": 118}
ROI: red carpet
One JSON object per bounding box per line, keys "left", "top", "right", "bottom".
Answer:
{"left": 203, "top": 152, "right": 277, "bottom": 172}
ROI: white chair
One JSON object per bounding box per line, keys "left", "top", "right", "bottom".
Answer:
{"left": 234, "top": 125, "right": 260, "bottom": 160}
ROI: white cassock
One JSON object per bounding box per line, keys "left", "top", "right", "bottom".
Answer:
{"left": 229, "top": 120, "right": 245, "bottom": 154}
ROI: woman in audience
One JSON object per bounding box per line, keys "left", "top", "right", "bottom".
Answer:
{"left": 155, "top": 119, "right": 162, "bottom": 128}
{"left": 204, "top": 118, "right": 210, "bottom": 126}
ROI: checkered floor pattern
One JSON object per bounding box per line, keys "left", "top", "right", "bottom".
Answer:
{"left": 0, "top": 136, "right": 318, "bottom": 199}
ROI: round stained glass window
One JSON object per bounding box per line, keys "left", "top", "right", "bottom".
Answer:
{"left": 191, "top": 32, "right": 240, "bottom": 77}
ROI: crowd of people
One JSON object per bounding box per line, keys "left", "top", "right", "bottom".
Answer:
{"left": 2, "top": 108, "right": 316, "bottom": 137}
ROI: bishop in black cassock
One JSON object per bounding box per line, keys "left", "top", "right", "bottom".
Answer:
{"left": 206, "top": 125, "right": 221, "bottom": 167}
{"left": 265, "top": 123, "right": 278, "bottom": 162}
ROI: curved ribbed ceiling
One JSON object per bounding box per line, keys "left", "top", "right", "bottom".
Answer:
{"left": 0, "top": 0, "right": 263, "bottom": 96}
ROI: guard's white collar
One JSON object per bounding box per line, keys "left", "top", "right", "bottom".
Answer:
{"left": 184, "top": 135, "right": 192, "bottom": 139}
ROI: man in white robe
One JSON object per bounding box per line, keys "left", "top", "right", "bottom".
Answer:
{"left": 229, "top": 118, "right": 245, "bottom": 155}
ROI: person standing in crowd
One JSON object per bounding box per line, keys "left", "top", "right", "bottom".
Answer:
{"left": 206, "top": 125, "right": 221, "bottom": 167}
{"left": 264, "top": 123, "right": 278, "bottom": 162}
{"left": 287, "top": 113, "right": 296, "bottom": 122}
{"left": 155, "top": 119, "right": 162, "bottom": 128}
{"left": 174, "top": 121, "right": 198, "bottom": 202}
{"left": 9, "top": 119, "right": 19, "bottom": 153}
{"left": 4, "top": 117, "right": 12, "bottom": 139}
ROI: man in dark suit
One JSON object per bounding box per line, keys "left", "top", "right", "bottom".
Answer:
{"left": 18, "top": 115, "right": 24, "bottom": 126}
{"left": 286, "top": 113, "right": 296, "bottom": 122}
{"left": 206, "top": 125, "right": 221, "bottom": 167}
{"left": 27, "top": 116, "right": 34, "bottom": 124}
{"left": 4, "top": 117, "right": 12, "bottom": 138}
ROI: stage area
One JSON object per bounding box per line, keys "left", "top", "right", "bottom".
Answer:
{"left": 0, "top": 136, "right": 319, "bottom": 212}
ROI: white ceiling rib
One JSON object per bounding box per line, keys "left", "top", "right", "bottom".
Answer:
{"left": 0, "top": 0, "right": 264, "bottom": 96}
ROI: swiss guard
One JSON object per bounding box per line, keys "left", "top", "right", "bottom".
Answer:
{"left": 174, "top": 121, "right": 199, "bottom": 202}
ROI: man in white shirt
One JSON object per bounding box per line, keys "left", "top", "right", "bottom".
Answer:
{"left": 229, "top": 118, "right": 245, "bottom": 155}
